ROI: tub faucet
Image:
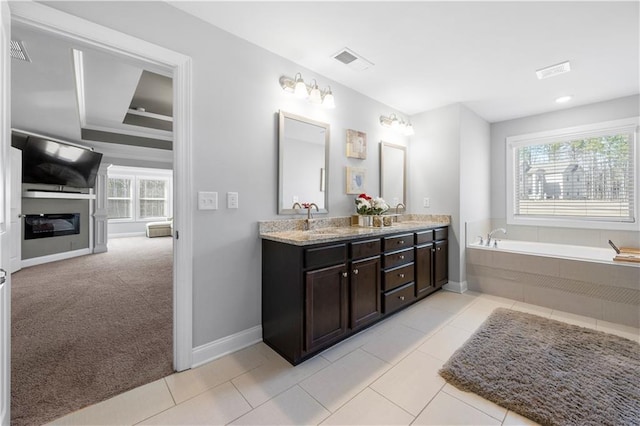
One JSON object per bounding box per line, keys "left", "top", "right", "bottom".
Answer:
{"left": 487, "top": 228, "right": 507, "bottom": 246}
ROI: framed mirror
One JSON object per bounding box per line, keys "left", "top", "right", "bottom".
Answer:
{"left": 278, "top": 111, "right": 330, "bottom": 214}
{"left": 380, "top": 141, "right": 407, "bottom": 209}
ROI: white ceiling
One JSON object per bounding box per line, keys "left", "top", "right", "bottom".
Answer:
{"left": 11, "top": 22, "right": 172, "bottom": 150}
{"left": 170, "top": 1, "right": 639, "bottom": 123}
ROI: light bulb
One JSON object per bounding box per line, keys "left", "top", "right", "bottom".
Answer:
{"left": 391, "top": 115, "right": 400, "bottom": 129}
{"left": 309, "top": 81, "right": 322, "bottom": 104}
{"left": 404, "top": 122, "right": 415, "bottom": 136}
{"left": 293, "top": 74, "right": 307, "bottom": 98}
{"left": 322, "top": 87, "right": 335, "bottom": 109}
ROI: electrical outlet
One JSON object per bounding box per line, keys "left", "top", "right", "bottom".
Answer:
{"left": 423, "top": 197, "right": 430, "bottom": 208}
{"left": 227, "top": 192, "right": 239, "bottom": 209}
{"left": 198, "top": 191, "right": 218, "bottom": 210}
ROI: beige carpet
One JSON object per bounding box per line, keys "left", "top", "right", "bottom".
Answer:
{"left": 439, "top": 308, "right": 640, "bottom": 426}
{"left": 11, "top": 236, "right": 173, "bottom": 426}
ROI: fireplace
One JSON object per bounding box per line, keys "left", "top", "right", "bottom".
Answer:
{"left": 24, "top": 213, "right": 80, "bottom": 240}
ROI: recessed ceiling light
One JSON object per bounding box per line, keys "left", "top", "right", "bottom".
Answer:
{"left": 536, "top": 61, "right": 571, "bottom": 80}
{"left": 555, "top": 95, "right": 572, "bottom": 103}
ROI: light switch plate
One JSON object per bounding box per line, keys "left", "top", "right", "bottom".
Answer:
{"left": 423, "top": 197, "right": 430, "bottom": 208}
{"left": 227, "top": 192, "right": 239, "bottom": 209}
{"left": 198, "top": 191, "right": 218, "bottom": 210}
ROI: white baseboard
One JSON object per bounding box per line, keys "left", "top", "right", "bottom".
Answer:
{"left": 21, "top": 248, "right": 92, "bottom": 268}
{"left": 443, "top": 280, "right": 468, "bottom": 294}
{"left": 108, "top": 232, "right": 146, "bottom": 239}
{"left": 192, "top": 325, "right": 263, "bottom": 368}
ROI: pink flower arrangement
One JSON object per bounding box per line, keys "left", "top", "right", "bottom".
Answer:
{"left": 355, "top": 193, "right": 389, "bottom": 215}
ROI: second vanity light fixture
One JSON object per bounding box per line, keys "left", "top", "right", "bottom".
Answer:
{"left": 379, "top": 113, "right": 415, "bottom": 136}
{"left": 279, "top": 73, "right": 335, "bottom": 109}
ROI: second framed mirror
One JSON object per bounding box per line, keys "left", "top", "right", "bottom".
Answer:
{"left": 380, "top": 141, "right": 407, "bottom": 210}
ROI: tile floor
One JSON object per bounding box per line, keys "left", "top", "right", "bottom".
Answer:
{"left": 48, "top": 290, "right": 640, "bottom": 425}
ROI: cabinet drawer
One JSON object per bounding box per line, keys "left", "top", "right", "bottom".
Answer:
{"left": 434, "top": 227, "right": 448, "bottom": 241}
{"left": 383, "top": 233, "right": 413, "bottom": 252}
{"left": 415, "top": 230, "right": 434, "bottom": 245}
{"left": 304, "top": 244, "right": 346, "bottom": 269}
{"left": 383, "top": 248, "right": 414, "bottom": 269}
{"left": 350, "top": 239, "right": 381, "bottom": 260}
{"left": 384, "top": 282, "right": 416, "bottom": 313}
{"left": 383, "top": 263, "right": 414, "bottom": 292}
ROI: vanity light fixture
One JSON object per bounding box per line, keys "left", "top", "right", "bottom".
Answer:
{"left": 280, "top": 73, "right": 336, "bottom": 108}
{"left": 380, "top": 113, "right": 414, "bottom": 136}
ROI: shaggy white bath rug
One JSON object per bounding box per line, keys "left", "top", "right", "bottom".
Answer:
{"left": 439, "top": 308, "right": 640, "bottom": 426}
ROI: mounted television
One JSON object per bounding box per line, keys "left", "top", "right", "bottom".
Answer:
{"left": 22, "top": 137, "right": 103, "bottom": 189}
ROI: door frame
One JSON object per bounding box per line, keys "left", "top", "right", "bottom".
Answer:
{"left": 1, "top": 2, "right": 12, "bottom": 424}
{"left": 9, "top": 2, "right": 194, "bottom": 371}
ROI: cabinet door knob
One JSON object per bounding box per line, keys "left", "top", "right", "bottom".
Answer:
{"left": 398, "top": 240, "right": 404, "bottom": 244}
{"left": 353, "top": 269, "right": 359, "bottom": 275}
{"left": 437, "top": 247, "right": 441, "bottom": 251}
{"left": 399, "top": 296, "right": 405, "bottom": 301}
{"left": 432, "top": 249, "right": 436, "bottom": 253}
{"left": 342, "top": 272, "right": 348, "bottom": 278}
{"left": 399, "top": 255, "right": 405, "bottom": 260}
{"left": 399, "top": 273, "right": 405, "bottom": 278}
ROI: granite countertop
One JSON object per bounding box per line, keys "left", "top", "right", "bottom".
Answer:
{"left": 259, "top": 214, "right": 450, "bottom": 246}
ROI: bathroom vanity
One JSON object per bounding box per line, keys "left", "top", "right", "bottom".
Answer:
{"left": 260, "top": 219, "right": 449, "bottom": 365}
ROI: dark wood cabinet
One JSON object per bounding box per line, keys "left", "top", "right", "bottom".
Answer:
{"left": 415, "top": 227, "right": 449, "bottom": 299}
{"left": 350, "top": 256, "right": 381, "bottom": 329}
{"left": 262, "top": 225, "right": 448, "bottom": 365}
{"left": 305, "top": 264, "right": 348, "bottom": 352}
{"left": 381, "top": 233, "right": 416, "bottom": 313}
{"left": 415, "top": 243, "right": 435, "bottom": 297}
{"left": 434, "top": 239, "right": 449, "bottom": 288}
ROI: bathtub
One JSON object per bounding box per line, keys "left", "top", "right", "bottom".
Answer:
{"left": 468, "top": 239, "right": 618, "bottom": 264}
{"left": 466, "top": 239, "right": 640, "bottom": 327}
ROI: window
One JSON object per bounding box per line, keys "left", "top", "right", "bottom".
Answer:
{"left": 107, "top": 166, "right": 172, "bottom": 222}
{"left": 138, "top": 179, "right": 169, "bottom": 219}
{"left": 107, "top": 177, "right": 133, "bottom": 219}
{"left": 507, "top": 118, "right": 638, "bottom": 230}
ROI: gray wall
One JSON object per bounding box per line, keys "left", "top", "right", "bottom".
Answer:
{"left": 21, "top": 197, "right": 90, "bottom": 259}
{"left": 408, "top": 103, "right": 490, "bottom": 283}
{"left": 490, "top": 95, "right": 640, "bottom": 219}
{"left": 41, "top": 1, "right": 408, "bottom": 347}
{"left": 459, "top": 106, "right": 491, "bottom": 280}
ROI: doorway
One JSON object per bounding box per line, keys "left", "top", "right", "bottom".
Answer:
{"left": 6, "top": 1, "right": 193, "bottom": 424}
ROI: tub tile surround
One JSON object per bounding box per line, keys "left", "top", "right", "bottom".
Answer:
{"left": 466, "top": 218, "right": 639, "bottom": 327}
{"left": 466, "top": 249, "right": 640, "bottom": 327}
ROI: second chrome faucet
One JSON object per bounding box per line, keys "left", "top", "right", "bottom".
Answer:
{"left": 486, "top": 228, "right": 507, "bottom": 246}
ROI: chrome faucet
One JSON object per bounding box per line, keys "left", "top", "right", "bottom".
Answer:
{"left": 292, "top": 202, "right": 302, "bottom": 210}
{"left": 486, "top": 228, "right": 507, "bottom": 246}
{"left": 395, "top": 203, "right": 406, "bottom": 214}
{"left": 306, "top": 203, "right": 319, "bottom": 220}
{"left": 304, "top": 203, "right": 319, "bottom": 230}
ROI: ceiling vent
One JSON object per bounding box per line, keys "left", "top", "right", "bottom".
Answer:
{"left": 333, "top": 47, "right": 374, "bottom": 71}
{"left": 10, "top": 40, "right": 31, "bottom": 62}
{"left": 536, "top": 61, "right": 570, "bottom": 80}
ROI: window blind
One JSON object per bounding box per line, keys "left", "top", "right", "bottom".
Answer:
{"left": 107, "top": 177, "right": 133, "bottom": 219}
{"left": 513, "top": 132, "right": 635, "bottom": 222}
